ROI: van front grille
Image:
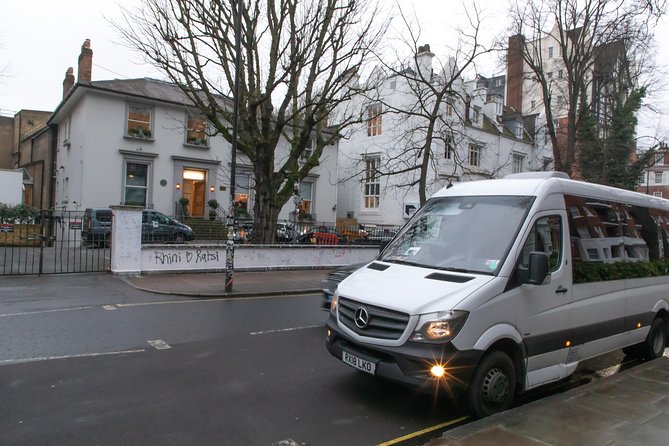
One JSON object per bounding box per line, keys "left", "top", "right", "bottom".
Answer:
{"left": 338, "top": 297, "right": 410, "bottom": 340}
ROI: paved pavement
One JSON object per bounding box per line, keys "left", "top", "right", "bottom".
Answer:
{"left": 425, "top": 355, "right": 669, "bottom": 446}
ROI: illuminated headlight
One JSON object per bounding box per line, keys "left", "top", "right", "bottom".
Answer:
{"left": 330, "top": 291, "right": 339, "bottom": 314}
{"left": 410, "top": 310, "right": 469, "bottom": 343}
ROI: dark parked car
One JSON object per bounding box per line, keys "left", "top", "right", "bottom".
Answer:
{"left": 364, "top": 228, "right": 398, "bottom": 243}
{"left": 321, "top": 262, "right": 366, "bottom": 310}
{"left": 82, "top": 208, "right": 193, "bottom": 246}
{"left": 82, "top": 208, "right": 113, "bottom": 246}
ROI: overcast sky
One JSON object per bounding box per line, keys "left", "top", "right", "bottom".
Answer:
{"left": 1, "top": 0, "right": 667, "bottom": 143}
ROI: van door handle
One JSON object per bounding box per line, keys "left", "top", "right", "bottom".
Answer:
{"left": 555, "top": 285, "right": 568, "bottom": 294}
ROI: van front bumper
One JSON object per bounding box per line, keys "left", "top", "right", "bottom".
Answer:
{"left": 326, "top": 315, "right": 482, "bottom": 397}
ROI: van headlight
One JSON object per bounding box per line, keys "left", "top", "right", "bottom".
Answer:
{"left": 330, "top": 291, "right": 339, "bottom": 314}
{"left": 410, "top": 310, "right": 469, "bottom": 343}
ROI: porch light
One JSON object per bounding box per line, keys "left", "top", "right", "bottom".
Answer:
{"left": 210, "top": 185, "right": 215, "bottom": 192}
{"left": 175, "top": 182, "right": 181, "bottom": 190}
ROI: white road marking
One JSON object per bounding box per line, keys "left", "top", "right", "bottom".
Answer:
{"left": 117, "top": 294, "right": 308, "bottom": 308}
{"left": 0, "top": 306, "right": 99, "bottom": 318}
{"left": 102, "top": 305, "right": 117, "bottom": 310}
{"left": 147, "top": 339, "right": 171, "bottom": 350}
{"left": 0, "top": 349, "right": 145, "bottom": 365}
{"left": 250, "top": 324, "right": 323, "bottom": 336}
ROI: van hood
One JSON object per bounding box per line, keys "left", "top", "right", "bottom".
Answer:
{"left": 336, "top": 262, "right": 494, "bottom": 315}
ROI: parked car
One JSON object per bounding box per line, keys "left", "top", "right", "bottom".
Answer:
{"left": 322, "top": 262, "right": 366, "bottom": 310}
{"left": 141, "top": 209, "right": 194, "bottom": 243}
{"left": 276, "top": 222, "right": 297, "bottom": 243}
{"left": 364, "top": 228, "right": 398, "bottom": 243}
{"left": 82, "top": 208, "right": 193, "bottom": 246}
{"left": 82, "top": 208, "right": 113, "bottom": 247}
{"left": 297, "top": 226, "right": 341, "bottom": 245}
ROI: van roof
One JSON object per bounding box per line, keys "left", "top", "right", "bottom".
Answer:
{"left": 433, "top": 172, "right": 669, "bottom": 211}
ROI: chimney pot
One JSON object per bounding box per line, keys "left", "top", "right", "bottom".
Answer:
{"left": 63, "top": 67, "right": 75, "bottom": 98}
{"left": 77, "top": 39, "right": 93, "bottom": 84}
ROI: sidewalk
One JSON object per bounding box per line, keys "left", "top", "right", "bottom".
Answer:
{"left": 120, "top": 268, "right": 330, "bottom": 298}
{"left": 425, "top": 355, "right": 669, "bottom": 446}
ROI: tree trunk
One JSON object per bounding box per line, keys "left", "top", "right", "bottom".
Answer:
{"left": 250, "top": 154, "right": 279, "bottom": 244}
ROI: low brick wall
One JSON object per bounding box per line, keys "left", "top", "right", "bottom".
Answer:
{"left": 139, "top": 243, "right": 379, "bottom": 273}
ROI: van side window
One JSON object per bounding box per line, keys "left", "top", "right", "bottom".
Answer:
{"left": 565, "top": 194, "right": 669, "bottom": 283}
{"left": 509, "top": 215, "right": 562, "bottom": 289}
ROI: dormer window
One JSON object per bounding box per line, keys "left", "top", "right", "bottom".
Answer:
{"left": 186, "top": 111, "right": 208, "bottom": 146}
{"left": 127, "top": 104, "right": 153, "bottom": 139}
{"left": 471, "top": 106, "right": 481, "bottom": 124}
{"left": 367, "top": 104, "right": 382, "bottom": 137}
{"left": 515, "top": 122, "right": 524, "bottom": 139}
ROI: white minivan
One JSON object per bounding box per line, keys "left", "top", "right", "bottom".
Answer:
{"left": 326, "top": 172, "right": 669, "bottom": 418}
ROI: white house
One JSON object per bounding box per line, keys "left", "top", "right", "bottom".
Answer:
{"left": 336, "top": 46, "right": 552, "bottom": 227}
{"left": 48, "top": 40, "right": 339, "bottom": 224}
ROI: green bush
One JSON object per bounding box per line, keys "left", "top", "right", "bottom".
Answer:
{"left": 0, "top": 203, "right": 37, "bottom": 224}
{"left": 573, "top": 259, "right": 669, "bottom": 284}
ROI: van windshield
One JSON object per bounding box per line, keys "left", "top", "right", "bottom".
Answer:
{"left": 380, "top": 196, "right": 534, "bottom": 275}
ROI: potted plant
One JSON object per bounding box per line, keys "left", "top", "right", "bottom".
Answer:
{"left": 207, "top": 199, "right": 218, "bottom": 220}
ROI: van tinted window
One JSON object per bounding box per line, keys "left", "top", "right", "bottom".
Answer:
{"left": 565, "top": 194, "right": 669, "bottom": 283}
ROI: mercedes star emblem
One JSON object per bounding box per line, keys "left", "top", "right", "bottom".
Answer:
{"left": 354, "top": 307, "right": 370, "bottom": 329}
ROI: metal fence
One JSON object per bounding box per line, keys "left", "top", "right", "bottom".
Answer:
{"left": 0, "top": 210, "right": 110, "bottom": 276}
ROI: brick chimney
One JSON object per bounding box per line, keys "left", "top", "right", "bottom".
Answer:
{"left": 77, "top": 39, "right": 93, "bottom": 84}
{"left": 506, "top": 34, "right": 524, "bottom": 112}
{"left": 62, "top": 67, "right": 75, "bottom": 98}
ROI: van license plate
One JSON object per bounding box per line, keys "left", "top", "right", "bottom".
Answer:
{"left": 342, "top": 350, "right": 376, "bottom": 375}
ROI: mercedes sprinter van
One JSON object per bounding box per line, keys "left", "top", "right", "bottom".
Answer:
{"left": 326, "top": 172, "right": 669, "bottom": 418}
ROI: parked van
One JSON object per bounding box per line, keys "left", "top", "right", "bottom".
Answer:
{"left": 82, "top": 208, "right": 194, "bottom": 246}
{"left": 326, "top": 172, "right": 669, "bottom": 418}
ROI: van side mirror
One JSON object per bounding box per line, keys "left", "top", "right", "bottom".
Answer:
{"left": 527, "top": 251, "right": 550, "bottom": 285}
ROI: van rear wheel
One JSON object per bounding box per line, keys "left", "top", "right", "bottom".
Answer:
{"left": 466, "top": 351, "right": 516, "bottom": 419}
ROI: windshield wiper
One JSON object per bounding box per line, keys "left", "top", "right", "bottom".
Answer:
{"left": 437, "top": 266, "right": 494, "bottom": 276}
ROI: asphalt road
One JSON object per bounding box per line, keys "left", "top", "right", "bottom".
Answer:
{"left": 0, "top": 274, "right": 641, "bottom": 446}
{"left": 0, "top": 276, "right": 465, "bottom": 446}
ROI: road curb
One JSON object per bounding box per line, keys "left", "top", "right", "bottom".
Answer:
{"left": 119, "top": 277, "right": 323, "bottom": 299}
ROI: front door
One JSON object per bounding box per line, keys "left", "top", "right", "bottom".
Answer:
{"left": 182, "top": 169, "right": 206, "bottom": 217}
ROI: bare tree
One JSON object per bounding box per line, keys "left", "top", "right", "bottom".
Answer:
{"left": 508, "top": 0, "right": 665, "bottom": 177}
{"left": 114, "top": 0, "right": 388, "bottom": 242}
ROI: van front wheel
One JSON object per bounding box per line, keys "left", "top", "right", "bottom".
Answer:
{"left": 640, "top": 317, "right": 667, "bottom": 360}
{"left": 466, "top": 351, "right": 516, "bottom": 419}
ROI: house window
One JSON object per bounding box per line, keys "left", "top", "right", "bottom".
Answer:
{"left": 531, "top": 100, "right": 536, "bottom": 109}
{"left": 364, "top": 155, "right": 380, "bottom": 208}
{"left": 300, "top": 138, "right": 314, "bottom": 161}
{"left": 547, "top": 72, "right": 553, "bottom": 79}
{"left": 640, "top": 173, "right": 646, "bottom": 184}
{"left": 471, "top": 106, "right": 481, "bottom": 123}
{"left": 445, "top": 137, "right": 454, "bottom": 160}
{"left": 367, "top": 104, "right": 382, "bottom": 137}
{"left": 298, "top": 182, "right": 314, "bottom": 217}
{"left": 653, "top": 191, "right": 663, "bottom": 198}
{"left": 234, "top": 172, "right": 253, "bottom": 218}
{"left": 515, "top": 122, "right": 524, "bottom": 139}
{"left": 469, "top": 143, "right": 481, "bottom": 167}
{"left": 655, "top": 153, "right": 665, "bottom": 165}
{"left": 512, "top": 153, "right": 524, "bottom": 173}
{"left": 558, "top": 69, "right": 565, "bottom": 79}
{"left": 186, "top": 111, "right": 208, "bottom": 146}
{"left": 127, "top": 104, "right": 153, "bottom": 138}
{"left": 655, "top": 172, "right": 663, "bottom": 184}
{"left": 548, "top": 46, "right": 554, "bottom": 58}
{"left": 389, "top": 80, "right": 397, "bottom": 90}
{"left": 445, "top": 97, "right": 454, "bottom": 116}
{"left": 124, "top": 162, "right": 149, "bottom": 206}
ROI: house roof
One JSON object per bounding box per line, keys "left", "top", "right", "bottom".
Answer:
{"left": 49, "top": 78, "right": 230, "bottom": 124}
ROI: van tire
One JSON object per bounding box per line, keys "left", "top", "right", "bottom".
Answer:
{"left": 466, "top": 351, "right": 516, "bottom": 419}
{"left": 639, "top": 317, "right": 667, "bottom": 360}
